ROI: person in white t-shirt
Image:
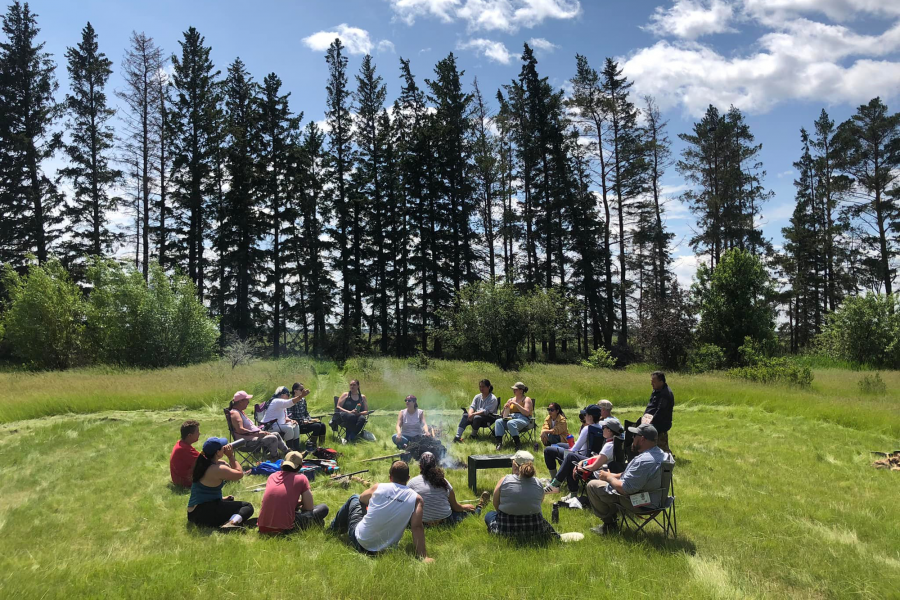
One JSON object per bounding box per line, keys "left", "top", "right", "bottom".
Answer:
{"left": 329, "top": 460, "right": 433, "bottom": 562}
{"left": 574, "top": 418, "right": 624, "bottom": 482}
{"left": 261, "top": 386, "right": 307, "bottom": 451}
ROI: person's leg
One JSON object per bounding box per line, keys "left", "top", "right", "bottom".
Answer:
{"left": 547, "top": 434, "right": 562, "bottom": 445}
{"left": 471, "top": 415, "right": 488, "bottom": 434}
{"left": 392, "top": 434, "right": 409, "bottom": 449}
{"left": 343, "top": 414, "right": 360, "bottom": 441}
{"left": 270, "top": 433, "right": 290, "bottom": 458}
{"left": 295, "top": 504, "right": 330, "bottom": 529}
{"left": 658, "top": 431, "right": 670, "bottom": 455}
{"left": 543, "top": 445, "right": 565, "bottom": 476}
{"left": 447, "top": 510, "right": 470, "bottom": 526}
{"left": 328, "top": 494, "right": 357, "bottom": 533}
{"left": 456, "top": 413, "right": 470, "bottom": 439}
{"left": 586, "top": 481, "right": 621, "bottom": 525}
{"left": 484, "top": 510, "right": 498, "bottom": 533}
{"left": 188, "top": 501, "right": 233, "bottom": 527}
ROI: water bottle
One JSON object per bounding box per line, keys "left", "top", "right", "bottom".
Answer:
{"left": 566, "top": 434, "right": 575, "bottom": 449}
{"left": 551, "top": 503, "right": 559, "bottom": 523}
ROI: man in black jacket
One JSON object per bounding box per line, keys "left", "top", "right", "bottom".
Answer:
{"left": 642, "top": 371, "right": 673, "bottom": 453}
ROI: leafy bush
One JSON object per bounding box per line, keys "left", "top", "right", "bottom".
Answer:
{"left": 1, "top": 258, "right": 87, "bottom": 370}
{"left": 86, "top": 259, "right": 219, "bottom": 368}
{"left": 406, "top": 353, "right": 431, "bottom": 370}
{"left": 344, "top": 355, "right": 375, "bottom": 374}
{"left": 581, "top": 346, "right": 617, "bottom": 369}
{"left": 224, "top": 337, "right": 256, "bottom": 369}
{"left": 635, "top": 288, "right": 696, "bottom": 370}
{"left": 816, "top": 293, "right": 900, "bottom": 369}
{"left": 688, "top": 344, "right": 727, "bottom": 373}
{"left": 858, "top": 372, "right": 887, "bottom": 395}
{"left": 726, "top": 359, "right": 813, "bottom": 387}
{"left": 694, "top": 249, "right": 776, "bottom": 365}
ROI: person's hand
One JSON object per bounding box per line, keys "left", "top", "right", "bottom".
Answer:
{"left": 224, "top": 495, "right": 234, "bottom": 501}
{"left": 422, "top": 557, "right": 435, "bottom": 565}
{"left": 461, "top": 504, "right": 475, "bottom": 512}
{"left": 223, "top": 445, "right": 235, "bottom": 460}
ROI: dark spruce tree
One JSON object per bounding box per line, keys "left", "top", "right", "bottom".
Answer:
{"left": 169, "top": 26, "right": 219, "bottom": 301}
{"left": 58, "top": 22, "right": 121, "bottom": 269}
{"left": 471, "top": 78, "right": 500, "bottom": 283}
{"left": 0, "top": 1, "right": 62, "bottom": 268}
{"left": 640, "top": 96, "right": 674, "bottom": 302}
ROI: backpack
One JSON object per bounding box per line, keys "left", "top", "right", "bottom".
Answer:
{"left": 249, "top": 460, "right": 282, "bottom": 475}
{"left": 313, "top": 447, "right": 338, "bottom": 460}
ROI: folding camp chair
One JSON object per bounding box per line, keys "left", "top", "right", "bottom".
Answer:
{"left": 223, "top": 408, "right": 265, "bottom": 469}
{"left": 615, "top": 454, "right": 677, "bottom": 538}
{"left": 500, "top": 415, "right": 537, "bottom": 449}
{"left": 471, "top": 412, "right": 500, "bottom": 440}
{"left": 330, "top": 396, "right": 348, "bottom": 443}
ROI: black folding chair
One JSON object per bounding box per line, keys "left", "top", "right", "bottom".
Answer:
{"left": 330, "top": 396, "right": 348, "bottom": 442}
{"left": 500, "top": 415, "right": 537, "bottom": 449}
{"left": 223, "top": 408, "right": 265, "bottom": 469}
{"left": 615, "top": 454, "right": 677, "bottom": 539}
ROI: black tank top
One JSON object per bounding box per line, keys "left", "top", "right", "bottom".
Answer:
{"left": 343, "top": 392, "right": 362, "bottom": 411}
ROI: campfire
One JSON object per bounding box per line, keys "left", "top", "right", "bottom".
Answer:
{"left": 871, "top": 451, "right": 900, "bottom": 471}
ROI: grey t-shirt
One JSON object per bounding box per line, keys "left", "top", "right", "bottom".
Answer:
{"left": 407, "top": 475, "right": 453, "bottom": 522}
{"left": 470, "top": 393, "right": 499, "bottom": 414}
{"left": 497, "top": 474, "right": 544, "bottom": 515}
{"left": 612, "top": 445, "right": 666, "bottom": 506}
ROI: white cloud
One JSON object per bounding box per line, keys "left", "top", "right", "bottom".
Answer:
{"left": 377, "top": 40, "right": 397, "bottom": 54}
{"left": 777, "top": 169, "right": 794, "bottom": 178}
{"left": 458, "top": 38, "right": 519, "bottom": 64}
{"left": 389, "top": 0, "right": 581, "bottom": 32}
{"left": 742, "top": 0, "right": 900, "bottom": 23}
{"left": 302, "top": 24, "right": 392, "bottom": 56}
{"left": 645, "top": 0, "right": 736, "bottom": 40}
{"left": 528, "top": 37, "right": 559, "bottom": 52}
{"left": 672, "top": 253, "right": 703, "bottom": 288}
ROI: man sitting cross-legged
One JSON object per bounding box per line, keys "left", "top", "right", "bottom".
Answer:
{"left": 328, "top": 460, "right": 433, "bottom": 563}
{"left": 586, "top": 423, "right": 666, "bottom": 535}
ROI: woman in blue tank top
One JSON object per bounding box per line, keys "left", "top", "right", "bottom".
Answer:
{"left": 187, "top": 437, "right": 255, "bottom": 529}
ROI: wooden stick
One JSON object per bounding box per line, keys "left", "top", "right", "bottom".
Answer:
{"left": 358, "top": 452, "right": 404, "bottom": 463}
{"left": 331, "top": 469, "right": 370, "bottom": 480}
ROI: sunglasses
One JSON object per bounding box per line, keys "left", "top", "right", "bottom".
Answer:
{"left": 405, "top": 399, "right": 416, "bottom": 403}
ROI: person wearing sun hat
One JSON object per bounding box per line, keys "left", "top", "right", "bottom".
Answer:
{"left": 186, "top": 436, "right": 254, "bottom": 530}
{"left": 483, "top": 450, "right": 559, "bottom": 541}
{"left": 228, "top": 390, "right": 288, "bottom": 460}
{"left": 493, "top": 382, "right": 535, "bottom": 451}
{"left": 257, "top": 451, "right": 329, "bottom": 534}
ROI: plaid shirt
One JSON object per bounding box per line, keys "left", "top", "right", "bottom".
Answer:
{"left": 286, "top": 398, "right": 310, "bottom": 421}
{"left": 491, "top": 510, "right": 559, "bottom": 541}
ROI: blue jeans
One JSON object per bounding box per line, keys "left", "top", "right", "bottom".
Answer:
{"left": 328, "top": 495, "right": 368, "bottom": 553}
{"left": 494, "top": 414, "right": 530, "bottom": 438}
{"left": 484, "top": 510, "right": 499, "bottom": 534}
{"left": 391, "top": 434, "right": 422, "bottom": 450}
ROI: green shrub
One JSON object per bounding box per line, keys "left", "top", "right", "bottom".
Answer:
{"left": 727, "top": 359, "right": 813, "bottom": 387}
{"left": 406, "top": 353, "right": 431, "bottom": 370}
{"left": 688, "top": 344, "right": 727, "bottom": 373}
{"left": 858, "top": 372, "right": 887, "bottom": 395}
{"left": 344, "top": 355, "right": 375, "bottom": 374}
{"left": 816, "top": 293, "right": 900, "bottom": 369}
{"left": 1, "top": 258, "right": 87, "bottom": 370}
{"left": 581, "top": 346, "right": 617, "bottom": 369}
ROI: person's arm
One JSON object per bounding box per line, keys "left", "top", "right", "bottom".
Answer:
{"left": 552, "top": 415, "right": 567, "bottom": 435}
{"left": 357, "top": 395, "right": 369, "bottom": 416}
{"left": 230, "top": 410, "right": 260, "bottom": 437}
{"left": 359, "top": 483, "right": 378, "bottom": 507}
{"left": 448, "top": 487, "right": 474, "bottom": 512}
{"left": 540, "top": 416, "right": 551, "bottom": 434}
{"left": 582, "top": 455, "right": 609, "bottom": 473}
{"left": 421, "top": 411, "right": 430, "bottom": 436}
{"left": 469, "top": 395, "right": 479, "bottom": 417}
{"left": 410, "top": 495, "right": 432, "bottom": 562}
{"left": 299, "top": 489, "right": 315, "bottom": 512}
{"left": 492, "top": 476, "right": 503, "bottom": 510}
{"left": 396, "top": 411, "right": 403, "bottom": 436}
{"left": 215, "top": 446, "right": 244, "bottom": 481}
{"left": 571, "top": 426, "right": 590, "bottom": 453}
{"left": 519, "top": 397, "right": 533, "bottom": 417}
{"left": 337, "top": 393, "right": 352, "bottom": 414}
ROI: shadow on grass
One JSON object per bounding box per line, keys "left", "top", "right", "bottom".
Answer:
{"left": 167, "top": 482, "right": 190, "bottom": 495}
{"left": 620, "top": 529, "right": 697, "bottom": 555}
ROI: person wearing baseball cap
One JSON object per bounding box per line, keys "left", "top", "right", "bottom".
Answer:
{"left": 586, "top": 423, "right": 666, "bottom": 535}
{"left": 227, "top": 390, "right": 289, "bottom": 460}
{"left": 573, "top": 418, "right": 625, "bottom": 485}
{"left": 483, "top": 450, "right": 559, "bottom": 541}
{"left": 257, "top": 451, "right": 329, "bottom": 534}
{"left": 493, "top": 382, "right": 534, "bottom": 451}
{"left": 392, "top": 395, "right": 432, "bottom": 450}
{"left": 543, "top": 404, "right": 603, "bottom": 494}
{"left": 186, "top": 437, "right": 254, "bottom": 530}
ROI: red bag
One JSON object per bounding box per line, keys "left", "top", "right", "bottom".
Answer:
{"left": 313, "top": 447, "right": 338, "bottom": 460}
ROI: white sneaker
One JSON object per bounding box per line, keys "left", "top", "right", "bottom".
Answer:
{"left": 560, "top": 493, "right": 574, "bottom": 502}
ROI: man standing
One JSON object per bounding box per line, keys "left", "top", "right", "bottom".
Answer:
{"left": 642, "top": 371, "right": 673, "bottom": 453}
{"left": 586, "top": 423, "right": 666, "bottom": 535}
{"left": 454, "top": 379, "right": 499, "bottom": 442}
{"left": 329, "top": 460, "right": 433, "bottom": 563}
{"left": 169, "top": 420, "right": 201, "bottom": 488}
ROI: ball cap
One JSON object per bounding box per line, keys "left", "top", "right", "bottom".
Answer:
{"left": 585, "top": 404, "right": 603, "bottom": 419}
{"left": 512, "top": 450, "right": 534, "bottom": 465}
{"left": 627, "top": 423, "right": 658, "bottom": 441}
{"left": 511, "top": 382, "right": 527, "bottom": 391}
{"left": 600, "top": 417, "right": 623, "bottom": 434}
{"left": 282, "top": 451, "right": 304, "bottom": 471}
{"left": 202, "top": 436, "right": 229, "bottom": 456}
{"left": 233, "top": 390, "right": 253, "bottom": 402}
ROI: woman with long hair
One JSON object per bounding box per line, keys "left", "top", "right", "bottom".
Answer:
{"left": 287, "top": 382, "right": 327, "bottom": 448}
{"left": 494, "top": 382, "right": 534, "bottom": 451}
{"left": 540, "top": 402, "right": 569, "bottom": 447}
{"left": 332, "top": 379, "right": 369, "bottom": 442}
{"left": 186, "top": 437, "right": 254, "bottom": 529}
{"left": 392, "top": 395, "right": 431, "bottom": 450}
{"left": 453, "top": 379, "right": 500, "bottom": 442}
{"left": 407, "top": 452, "right": 488, "bottom": 527}
{"left": 483, "top": 451, "right": 558, "bottom": 541}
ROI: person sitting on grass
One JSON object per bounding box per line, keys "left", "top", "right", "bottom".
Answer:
{"left": 187, "top": 437, "right": 254, "bottom": 530}
{"left": 494, "top": 382, "right": 535, "bottom": 451}
{"left": 329, "top": 460, "right": 433, "bottom": 562}
{"left": 453, "top": 379, "right": 500, "bottom": 442}
{"left": 540, "top": 403, "right": 569, "bottom": 447}
{"left": 261, "top": 386, "right": 305, "bottom": 451}
{"left": 257, "top": 451, "right": 329, "bottom": 535}
{"left": 287, "top": 382, "right": 327, "bottom": 448}
{"left": 407, "top": 452, "right": 487, "bottom": 527}
{"left": 573, "top": 418, "right": 625, "bottom": 482}
{"left": 229, "top": 390, "right": 289, "bottom": 460}
{"left": 543, "top": 404, "right": 603, "bottom": 496}
{"left": 392, "top": 395, "right": 431, "bottom": 450}
{"left": 586, "top": 423, "right": 666, "bottom": 536}
{"left": 484, "top": 450, "right": 559, "bottom": 542}
{"left": 170, "top": 419, "right": 201, "bottom": 488}
{"left": 331, "top": 379, "right": 370, "bottom": 443}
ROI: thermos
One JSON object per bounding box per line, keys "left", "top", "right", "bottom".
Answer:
{"left": 566, "top": 434, "right": 575, "bottom": 448}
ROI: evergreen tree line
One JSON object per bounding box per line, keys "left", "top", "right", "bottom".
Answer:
{"left": 1, "top": 2, "right": 898, "bottom": 366}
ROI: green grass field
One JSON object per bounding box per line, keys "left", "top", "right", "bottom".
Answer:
{"left": 1, "top": 358, "right": 899, "bottom": 599}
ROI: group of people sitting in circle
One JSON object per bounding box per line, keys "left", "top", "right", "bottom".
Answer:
{"left": 168, "top": 370, "right": 675, "bottom": 556}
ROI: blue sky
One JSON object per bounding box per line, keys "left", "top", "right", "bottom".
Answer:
{"left": 26, "top": 0, "right": 900, "bottom": 285}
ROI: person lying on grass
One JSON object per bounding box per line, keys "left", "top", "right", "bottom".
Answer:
{"left": 187, "top": 437, "right": 254, "bottom": 530}
{"left": 543, "top": 404, "right": 603, "bottom": 496}
{"left": 170, "top": 419, "right": 200, "bottom": 488}
{"left": 540, "top": 402, "right": 569, "bottom": 447}
{"left": 287, "top": 382, "right": 327, "bottom": 448}
{"left": 484, "top": 450, "right": 559, "bottom": 542}
{"left": 229, "top": 390, "right": 289, "bottom": 460}
{"left": 392, "top": 395, "right": 431, "bottom": 450}
{"left": 257, "top": 451, "right": 329, "bottom": 534}
{"left": 328, "top": 460, "right": 433, "bottom": 563}
{"left": 586, "top": 423, "right": 666, "bottom": 536}
{"left": 453, "top": 379, "right": 499, "bottom": 442}
{"left": 573, "top": 418, "right": 625, "bottom": 483}
{"left": 407, "top": 451, "right": 488, "bottom": 527}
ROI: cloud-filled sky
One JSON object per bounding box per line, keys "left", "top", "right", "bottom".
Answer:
{"left": 27, "top": 0, "right": 900, "bottom": 286}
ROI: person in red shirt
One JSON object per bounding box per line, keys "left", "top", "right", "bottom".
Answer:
{"left": 170, "top": 420, "right": 201, "bottom": 488}
{"left": 257, "top": 451, "right": 329, "bottom": 534}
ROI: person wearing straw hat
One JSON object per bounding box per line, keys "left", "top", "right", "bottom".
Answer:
{"left": 494, "top": 382, "right": 534, "bottom": 451}
{"left": 257, "top": 451, "right": 329, "bottom": 534}
{"left": 186, "top": 437, "right": 254, "bottom": 530}
{"left": 483, "top": 450, "right": 559, "bottom": 541}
